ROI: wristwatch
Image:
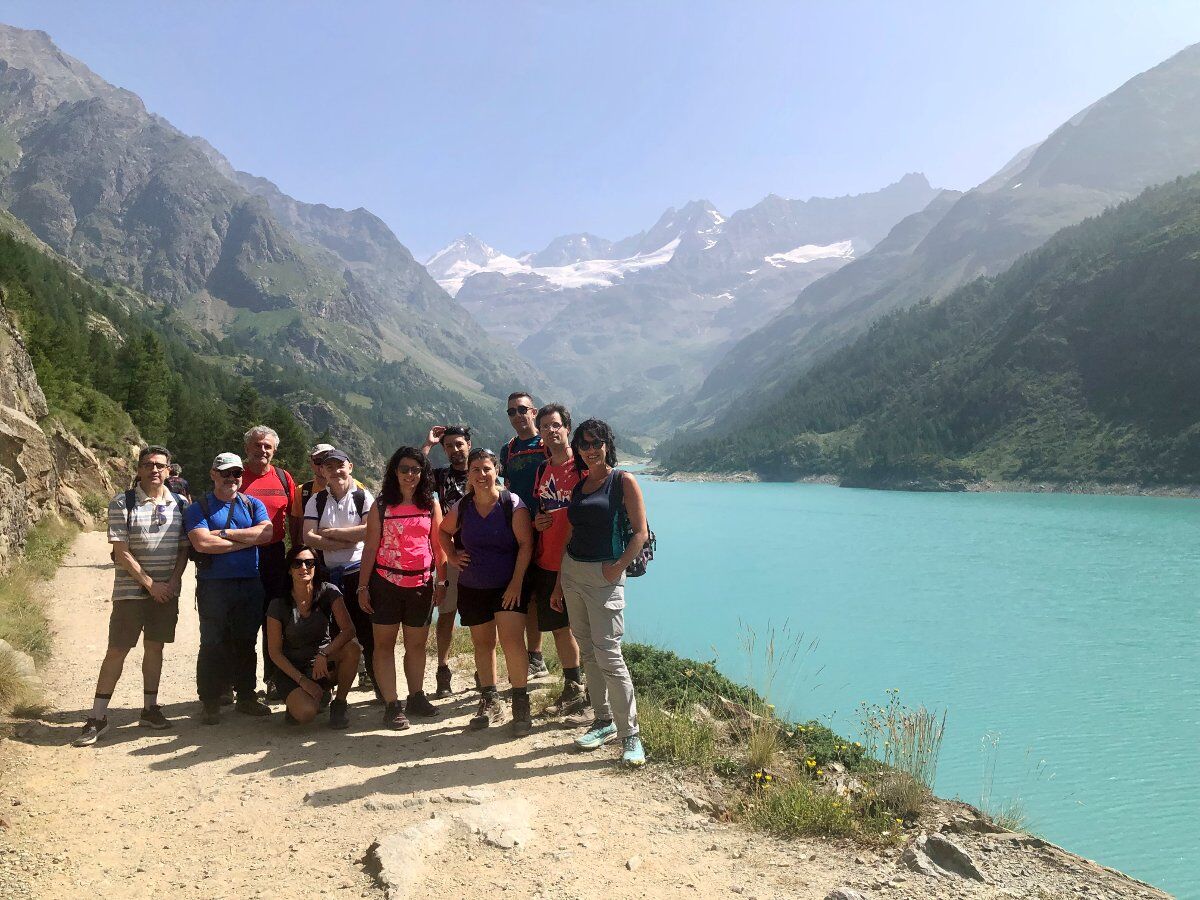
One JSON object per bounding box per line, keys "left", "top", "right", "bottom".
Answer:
{"left": 437, "top": 580, "right": 450, "bottom": 588}
{"left": 218, "top": 529, "right": 228, "bottom": 539}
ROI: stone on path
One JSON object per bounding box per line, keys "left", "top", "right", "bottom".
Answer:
{"left": 824, "top": 888, "right": 866, "bottom": 900}
{"left": 364, "top": 819, "right": 448, "bottom": 900}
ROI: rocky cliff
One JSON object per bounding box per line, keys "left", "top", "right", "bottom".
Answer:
{"left": 0, "top": 286, "right": 115, "bottom": 571}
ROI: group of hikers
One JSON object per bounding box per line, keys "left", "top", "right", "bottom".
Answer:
{"left": 72, "top": 393, "right": 652, "bottom": 767}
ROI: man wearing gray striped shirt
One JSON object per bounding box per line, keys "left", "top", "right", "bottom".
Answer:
{"left": 74, "top": 445, "right": 190, "bottom": 747}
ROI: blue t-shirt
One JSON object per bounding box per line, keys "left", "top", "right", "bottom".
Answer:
{"left": 500, "top": 435, "right": 548, "bottom": 509}
{"left": 184, "top": 492, "right": 270, "bottom": 580}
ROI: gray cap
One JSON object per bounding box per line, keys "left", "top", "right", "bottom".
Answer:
{"left": 211, "top": 452, "right": 243, "bottom": 472}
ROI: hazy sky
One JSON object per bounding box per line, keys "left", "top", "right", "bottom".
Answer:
{"left": 4, "top": 1, "right": 1200, "bottom": 258}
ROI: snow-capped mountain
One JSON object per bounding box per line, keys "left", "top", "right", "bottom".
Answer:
{"left": 425, "top": 174, "right": 942, "bottom": 431}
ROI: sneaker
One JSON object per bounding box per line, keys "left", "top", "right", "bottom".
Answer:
{"left": 138, "top": 705, "right": 172, "bottom": 730}
{"left": 72, "top": 717, "right": 108, "bottom": 747}
{"left": 546, "top": 680, "right": 587, "bottom": 716}
{"left": 235, "top": 696, "right": 272, "bottom": 717}
{"left": 406, "top": 692, "right": 438, "bottom": 718}
{"left": 201, "top": 704, "right": 221, "bottom": 726}
{"left": 328, "top": 698, "right": 350, "bottom": 730}
{"left": 574, "top": 719, "right": 618, "bottom": 751}
{"left": 384, "top": 701, "right": 410, "bottom": 731}
{"left": 218, "top": 689, "right": 235, "bottom": 706}
{"left": 434, "top": 665, "right": 453, "bottom": 699}
{"left": 621, "top": 734, "right": 646, "bottom": 767}
{"left": 512, "top": 693, "right": 532, "bottom": 737}
{"left": 470, "top": 694, "right": 505, "bottom": 730}
{"left": 528, "top": 655, "right": 550, "bottom": 680}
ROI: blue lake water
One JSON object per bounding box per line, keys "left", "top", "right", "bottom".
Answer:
{"left": 630, "top": 480, "right": 1198, "bottom": 896}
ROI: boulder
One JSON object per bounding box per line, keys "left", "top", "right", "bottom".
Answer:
{"left": 7, "top": 648, "right": 36, "bottom": 677}
{"left": 363, "top": 819, "right": 448, "bottom": 900}
{"left": 825, "top": 889, "right": 867, "bottom": 900}
{"left": 923, "top": 832, "right": 986, "bottom": 882}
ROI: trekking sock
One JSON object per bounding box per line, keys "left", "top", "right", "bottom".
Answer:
{"left": 90, "top": 692, "right": 112, "bottom": 720}
{"left": 511, "top": 685, "right": 528, "bottom": 699}
{"left": 528, "top": 651, "right": 544, "bottom": 665}
{"left": 563, "top": 666, "right": 582, "bottom": 685}
{"left": 481, "top": 685, "right": 499, "bottom": 700}
{"left": 144, "top": 689, "right": 159, "bottom": 709}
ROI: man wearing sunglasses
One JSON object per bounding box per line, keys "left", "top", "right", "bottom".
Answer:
{"left": 185, "top": 452, "right": 274, "bottom": 725}
{"left": 74, "top": 446, "right": 191, "bottom": 746}
{"left": 499, "top": 391, "right": 552, "bottom": 681}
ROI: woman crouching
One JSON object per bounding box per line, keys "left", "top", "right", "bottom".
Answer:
{"left": 265, "top": 546, "right": 361, "bottom": 729}
{"left": 438, "top": 448, "right": 534, "bottom": 735}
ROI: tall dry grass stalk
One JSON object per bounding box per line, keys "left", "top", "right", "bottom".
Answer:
{"left": 860, "top": 689, "right": 946, "bottom": 792}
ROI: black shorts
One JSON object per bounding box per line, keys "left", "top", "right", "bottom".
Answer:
{"left": 368, "top": 572, "right": 434, "bottom": 628}
{"left": 108, "top": 596, "right": 179, "bottom": 648}
{"left": 457, "top": 583, "right": 528, "bottom": 628}
{"left": 523, "top": 565, "right": 568, "bottom": 632}
{"left": 273, "top": 664, "right": 334, "bottom": 700}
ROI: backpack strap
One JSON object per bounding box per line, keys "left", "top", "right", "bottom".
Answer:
{"left": 315, "top": 489, "right": 329, "bottom": 524}
{"left": 275, "top": 466, "right": 293, "bottom": 506}
{"left": 500, "top": 489, "right": 515, "bottom": 529}
{"left": 123, "top": 488, "right": 137, "bottom": 532}
{"left": 352, "top": 488, "right": 366, "bottom": 520}
{"left": 301, "top": 480, "right": 315, "bottom": 513}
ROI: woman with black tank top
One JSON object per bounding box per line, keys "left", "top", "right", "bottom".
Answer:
{"left": 551, "top": 418, "right": 649, "bottom": 767}
{"left": 265, "top": 545, "right": 361, "bottom": 729}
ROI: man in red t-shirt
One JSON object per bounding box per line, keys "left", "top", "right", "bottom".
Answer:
{"left": 526, "top": 403, "right": 586, "bottom": 717}
{"left": 239, "top": 425, "right": 297, "bottom": 690}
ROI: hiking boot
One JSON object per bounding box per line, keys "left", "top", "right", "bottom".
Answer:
{"left": 73, "top": 717, "right": 109, "bottom": 747}
{"left": 434, "top": 665, "right": 453, "bottom": 698}
{"left": 319, "top": 689, "right": 332, "bottom": 711}
{"left": 235, "top": 696, "right": 272, "bottom": 717}
{"left": 512, "top": 693, "right": 532, "bottom": 737}
{"left": 138, "top": 705, "right": 172, "bottom": 730}
{"left": 356, "top": 664, "right": 372, "bottom": 692}
{"left": 218, "top": 689, "right": 235, "bottom": 706}
{"left": 546, "top": 680, "right": 587, "bottom": 716}
{"left": 621, "top": 734, "right": 646, "bottom": 767}
{"left": 575, "top": 719, "right": 617, "bottom": 751}
{"left": 470, "top": 694, "right": 505, "bottom": 730}
{"left": 384, "top": 701, "right": 410, "bottom": 731}
{"left": 201, "top": 704, "right": 221, "bottom": 726}
{"left": 563, "top": 708, "right": 594, "bottom": 728}
{"left": 406, "top": 692, "right": 438, "bottom": 718}
{"left": 528, "top": 655, "right": 550, "bottom": 680}
{"left": 328, "top": 698, "right": 350, "bottom": 730}
{"left": 265, "top": 681, "right": 285, "bottom": 704}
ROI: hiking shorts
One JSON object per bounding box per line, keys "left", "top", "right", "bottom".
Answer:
{"left": 368, "top": 571, "right": 434, "bottom": 628}
{"left": 457, "top": 583, "right": 528, "bottom": 628}
{"left": 523, "top": 564, "right": 568, "bottom": 632}
{"left": 108, "top": 596, "right": 180, "bottom": 648}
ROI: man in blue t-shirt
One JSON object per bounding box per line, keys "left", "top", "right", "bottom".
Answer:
{"left": 500, "top": 391, "right": 551, "bottom": 680}
{"left": 185, "top": 452, "right": 274, "bottom": 725}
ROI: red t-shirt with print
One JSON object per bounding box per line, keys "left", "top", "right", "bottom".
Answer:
{"left": 240, "top": 465, "right": 296, "bottom": 546}
{"left": 532, "top": 458, "right": 583, "bottom": 571}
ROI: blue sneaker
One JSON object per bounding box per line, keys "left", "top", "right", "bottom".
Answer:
{"left": 621, "top": 735, "right": 646, "bottom": 767}
{"left": 574, "top": 719, "right": 618, "bottom": 751}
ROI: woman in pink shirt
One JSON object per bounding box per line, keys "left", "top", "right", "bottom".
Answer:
{"left": 359, "top": 446, "right": 446, "bottom": 730}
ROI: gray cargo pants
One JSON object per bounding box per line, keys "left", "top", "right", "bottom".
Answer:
{"left": 560, "top": 554, "right": 638, "bottom": 738}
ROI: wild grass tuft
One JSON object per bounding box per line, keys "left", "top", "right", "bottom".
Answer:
{"left": 742, "top": 777, "right": 894, "bottom": 842}
{"left": 638, "top": 690, "right": 718, "bottom": 768}
{"left": 860, "top": 689, "right": 946, "bottom": 791}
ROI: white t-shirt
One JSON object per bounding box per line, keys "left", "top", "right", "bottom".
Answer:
{"left": 303, "top": 486, "right": 375, "bottom": 569}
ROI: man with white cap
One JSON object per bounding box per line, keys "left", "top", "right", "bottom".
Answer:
{"left": 185, "top": 452, "right": 274, "bottom": 725}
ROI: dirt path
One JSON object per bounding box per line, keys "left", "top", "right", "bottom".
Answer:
{"left": 0, "top": 531, "right": 861, "bottom": 900}
{"left": 0, "top": 532, "right": 1173, "bottom": 900}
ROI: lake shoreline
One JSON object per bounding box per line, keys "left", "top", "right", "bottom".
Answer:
{"left": 655, "top": 470, "right": 1200, "bottom": 498}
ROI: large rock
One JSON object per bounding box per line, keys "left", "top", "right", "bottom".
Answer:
{"left": 363, "top": 819, "right": 448, "bottom": 900}
{"left": 902, "top": 832, "right": 987, "bottom": 882}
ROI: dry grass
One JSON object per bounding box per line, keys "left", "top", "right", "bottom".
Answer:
{"left": 638, "top": 691, "right": 718, "bottom": 768}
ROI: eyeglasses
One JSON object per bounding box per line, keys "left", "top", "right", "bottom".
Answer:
{"left": 577, "top": 439, "right": 604, "bottom": 451}
{"left": 507, "top": 405, "right": 534, "bottom": 417}
{"left": 221, "top": 469, "right": 244, "bottom": 478}
{"left": 141, "top": 461, "right": 171, "bottom": 470}
{"left": 290, "top": 559, "right": 317, "bottom": 570}
{"left": 396, "top": 465, "right": 422, "bottom": 476}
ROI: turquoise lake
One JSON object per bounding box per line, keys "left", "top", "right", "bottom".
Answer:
{"left": 631, "top": 480, "right": 1198, "bottom": 896}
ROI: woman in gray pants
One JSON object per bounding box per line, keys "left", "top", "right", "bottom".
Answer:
{"left": 550, "top": 418, "right": 649, "bottom": 766}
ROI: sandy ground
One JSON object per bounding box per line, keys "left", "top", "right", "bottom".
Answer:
{"left": 0, "top": 531, "right": 1173, "bottom": 900}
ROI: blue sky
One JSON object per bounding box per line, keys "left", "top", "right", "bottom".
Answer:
{"left": 4, "top": 1, "right": 1200, "bottom": 258}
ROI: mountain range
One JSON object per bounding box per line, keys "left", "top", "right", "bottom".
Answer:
{"left": 670, "top": 41, "right": 1200, "bottom": 443}
{"left": 0, "top": 24, "right": 540, "bottom": 457}
{"left": 426, "top": 174, "right": 942, "bottom": 431}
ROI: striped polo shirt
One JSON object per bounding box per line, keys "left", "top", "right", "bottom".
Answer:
{"left": 107, "top": 486, "right": 189, "bottom": 601}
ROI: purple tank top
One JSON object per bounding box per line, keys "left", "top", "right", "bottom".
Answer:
{"left": 457, "top": 492, "right": 524, "bottom": 589}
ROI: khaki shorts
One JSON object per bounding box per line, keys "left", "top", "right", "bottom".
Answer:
{"left": 108, "top": 596, "right": 180, "bottom": 648}
{"left": 437, "top": 564, "right": 460, "bottom": 616}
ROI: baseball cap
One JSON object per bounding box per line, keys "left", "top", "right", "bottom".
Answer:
{"left": 212, "top": 452, "right": 243, "bottom": 471}
{"left": 319, "top": 449, "right": 350, "bottom": 464}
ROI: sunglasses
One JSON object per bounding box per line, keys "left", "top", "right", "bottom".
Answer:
{"left": 154, "top": 504, "right": 169, "bottom": 526}
{"left": 290, "top": 559, "right": 317, "bottom": 570}
{"left": 506, "top": 405, "right": 534, "bottom": 417}
{"left": 396, "top": 464, "right": 423, "bottom": 476}
{"left": 221, "top": 469, "right": 244, "bottom": 479}
{"left": 577, "top": 439, "right": 605, "bottom": 451}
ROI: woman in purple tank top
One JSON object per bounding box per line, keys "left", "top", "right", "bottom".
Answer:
{"left": 438, "top": 448, "right": 534, "bottom": 736}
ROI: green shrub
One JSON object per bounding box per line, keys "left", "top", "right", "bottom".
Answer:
{"left": 625, "top": 642, "right": 760, "bottom": 711}
{"left": 637, "top": 691, "right": 718, "bottom": 768}
{"left": 742, "top": 778, "right": 893, "bottom": 842}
